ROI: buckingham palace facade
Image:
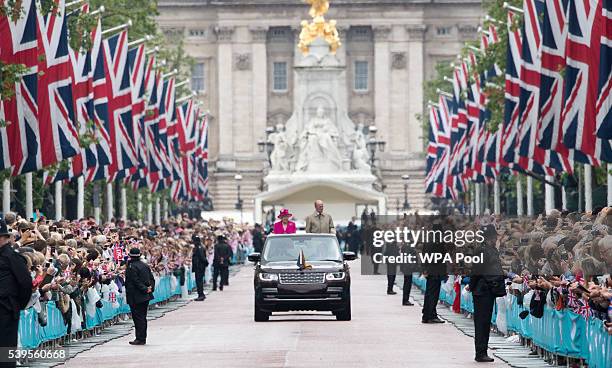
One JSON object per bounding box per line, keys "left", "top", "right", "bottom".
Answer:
{"left": 157, "top": 0, "right": 483, "bottom": 212}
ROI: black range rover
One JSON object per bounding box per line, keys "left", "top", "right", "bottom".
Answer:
{"left": 248, "top": 234, "right": 356, "bottom": 322}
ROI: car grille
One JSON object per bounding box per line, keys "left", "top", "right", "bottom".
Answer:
{"left": 279, "top": 272, "right": 325, "bottom": 284}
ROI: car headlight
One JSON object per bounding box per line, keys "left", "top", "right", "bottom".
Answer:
{"left": 258, "top": 273, "right": 279, "bottom": 282}
{"left": 325, "top": 272, "right": 345, "bottom": 281}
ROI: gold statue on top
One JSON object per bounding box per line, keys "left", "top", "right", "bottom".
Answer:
{"left": 298, "top": 0, "right": 341, "bottom": 55}
{"left": 307, "top": 0, "right": 329, "bottom": 18}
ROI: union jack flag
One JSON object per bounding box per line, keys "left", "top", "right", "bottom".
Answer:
{"left": 37, "top": 0, "right": 80, "bottom": 168}
{"left": 595, "top": 0, "right": 612, "bottom": 162}
{"left": 0, "top": 0, "right": 40, "bottom": 175}
{"left": 102, "top": 31, "right": 137, "bottom": 180}
{"left": 561, "top": 0, "right": 608, "bottom": 164}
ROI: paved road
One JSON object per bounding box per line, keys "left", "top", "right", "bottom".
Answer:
{"left": 59, "top": 261, "right": 510, "bottom": 368}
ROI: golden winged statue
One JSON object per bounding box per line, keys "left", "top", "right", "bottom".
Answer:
{"left": 306, "top": 0, "right": 330, "bottom": 18}
{"left": 298, "top": 0, "right": 341, "bottom": 55}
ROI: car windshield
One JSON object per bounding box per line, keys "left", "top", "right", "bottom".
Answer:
{"left": 262, "top": 236, "right": 342, "bottom": 263}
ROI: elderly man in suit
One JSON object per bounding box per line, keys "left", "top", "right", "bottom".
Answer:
{"left": 305, "top": 200, "right": 336, "bottom": 234}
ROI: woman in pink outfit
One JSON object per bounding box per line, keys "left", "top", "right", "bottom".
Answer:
{"left": 273, "top": 209, "right": 297, "bottom": 234}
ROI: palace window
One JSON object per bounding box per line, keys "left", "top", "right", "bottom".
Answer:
{"left": 273, "top": 61, "right": 288, "bottom": 91}
{"left": 436, "top": 26, "right": 452, "bottom": 36}
{"left": 191, "top": 62, "right": 205, "bottom": 93}
{"left": 354, "top": 61, "right": 368, "bottom": 91}
{"left": 189, "top": 29, "right": 206, "bottom": 37}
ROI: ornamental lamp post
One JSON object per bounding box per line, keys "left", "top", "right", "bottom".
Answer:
{"left": 234, "top": 173, "right": 243, "bottom": 223}
{"left": 401, "top": 174, "right": 410, "bottom": 211}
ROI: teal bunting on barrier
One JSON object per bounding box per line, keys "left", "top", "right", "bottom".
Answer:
{"left": 18, "top": 272, "right": 196, "bottom": 350}
{"left": 412, "top": 274, "right": 612, "bottom": 368}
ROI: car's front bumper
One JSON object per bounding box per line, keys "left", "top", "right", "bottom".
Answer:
{"left": 256, "top": 285, "right": 348, "bottom": 312}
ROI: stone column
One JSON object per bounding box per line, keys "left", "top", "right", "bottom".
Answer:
{"left": 405, "top": 25, "right": 426, "bottom": 153}
{"left": 216, "top": 26, "right": 235, "bottom": 167}
{"left": 373, "top": 26, "right": 392, "bottom": 149}
{"left": 250, "top": 27, "right": 268, "bottom": 154}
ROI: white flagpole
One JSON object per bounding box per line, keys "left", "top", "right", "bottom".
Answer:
{"left": 77, "top": 176, "right": 85, "bottom": 219}
{"left": 608, "top": 164, "right": 612, "bottom": 206}
{"left": 25, "top": 173, "right": 33, "bottom": 219}
{"left": 147, "top": 193, "right": 153, "bottom": 224}
{"left": 93, "top": 183, "right": 101, "bottom": 224}
{"left": 2, "top": 179, "right": 10, "bottom": 214}
{"left": 55, "top": 181, "right": 63, "bottom": 221}
{"left": 493, "top": 178, "right": 501, "bottom": 215}
{"left": 562, "top": 185, "right": 567, "bottom": 211}
{"left": 526, "top": 176, "right": 533, "bottom": 216}
{"left": 162, "top": 198, "right": 168, "bottom": 221}
{"left": 475, "top": 183, "right": 481, "bottom": 216}
{"left": 120, "top": 187, "right": 127, "bottom": 221}
{"left": 137, "top": 192, "right": 142, "bottom": 224}
{"left": 584, "top": 164, "right": 593, "bottom": 212}
{"left": 154, "top": 196, "right": 160, "bottom": 225}
{"left": 544, "top": 175, "right": 555, "bottom": 214}
{"left": 516, "top": 177, "right": 524, "bottom": 216}
{"left": 106, "top": 183, "right": 114, "bottom": 222}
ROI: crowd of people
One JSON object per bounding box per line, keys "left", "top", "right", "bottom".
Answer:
{"left": 0, "top": 211, "right": 264, "bottom": 364}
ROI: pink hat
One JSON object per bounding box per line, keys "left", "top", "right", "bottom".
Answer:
{"left": 277, "top": 209, "right": 293, "bottom": 219}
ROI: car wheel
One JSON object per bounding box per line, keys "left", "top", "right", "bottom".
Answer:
{"left": 254, "top": 298, "right": 270, "bottom": 322}
{"left": 336, "top": 291, "right": 351, "bottom": 321}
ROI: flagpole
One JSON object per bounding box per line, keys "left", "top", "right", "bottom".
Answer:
{"left": 137, "top": 191, "right": 143, "bottom": 224}
{"left": 526, "top": 176, "right": 533, "bottom": 216}
{"left": 25, "top": 174, "right": 33, "bottom": 219}
{"left": 101, "top": 20, "right": 132, "bottom": 37}
{"left": 608, "top": 163, "right": 612, "bottom": 206}
{"left": 493, "top": 178, "right": 500, "bottom": 215}
{"left": 127, "top": 35, "right": 152, "bottom": 48}
{"left": 562, "top": 185, "right": 567, "bottom": 211}
{"left": 544, "top": 175, "right": 555, "bottom": 214}
{"left": 106, "top": 182, "right": 114, "bottom": 222}
{"left": 516, "top": 177, "right": 524, "bottom": 216}
{"left": 584, "top": 164, "right": 592, "bottom": 212}
{"left": 475, "top": 183, "right": 481, "bottom": 216}
{"left": 55, "top": 181, "right": 63, "bottom": 221}
{"left": 154, "top": 196, "right": 161, "bottom": 225}
{"left": 120, "top": 187, "right": 127, "bottom": 221}
{"left": 93, "top": 183, "right": 101, "bottom": 224}
{"left": 2, "top": 179, "right": 10, "bottom": 215}
{"left": 77, "top": 176, "right": 85, "bottom": 219}
{"left": 162, "top": 197, "right": 168, "bottom": 221}
{"left": 147, "top": 193, "right": 153, "bottom": 224}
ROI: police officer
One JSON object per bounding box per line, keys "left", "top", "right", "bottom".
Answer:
{"left": 0, "top": 220, "right": 32, "bottom": 368}
{"left": 212, "top": 234, "right": 232, "bottom": 291}
{"left": 125, "top": 248, "right": 155, "bottom": 345}
{"left": 468, "top": 224, "right": 505, "bottom": 363}
{"left": 191, "top": 235, "right": 208, "bottom": 301}
{"left": 421, "top": 221, "right": 447, "bottom": 324}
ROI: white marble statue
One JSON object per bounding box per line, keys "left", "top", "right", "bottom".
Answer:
{"left": 295, "top": 106, "right": 343, "bottom": 172}
{"left": 351, "top": 123, "right": 371, "bottom": 172}
{"left": 268, "top": 124, "right": 292, "bottom": 171}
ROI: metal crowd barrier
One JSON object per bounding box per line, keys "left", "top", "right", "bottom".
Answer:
{"left": 412, "top": 274, "right": 612, "bottom": 368}
{"left": 18, "top": 270, "right": 197, "bottom": 350}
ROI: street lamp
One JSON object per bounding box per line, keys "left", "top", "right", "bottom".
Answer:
{"left": 234, "top": 173, "right": 243, "bottom": 223}
{"left": 366, "top": 125, "right": 386, "bottom": 167}
{"left": 401, "top": 174, "right": 410, "bottom": 211}
{"left": 257, "top": 126, "right": 276, "bottom": 166}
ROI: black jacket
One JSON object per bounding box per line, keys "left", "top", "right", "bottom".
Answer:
{"left": 252, "top": 231, "right": 264, "bottom": 253}
{"left": 192, "top": 245, "right": 208, "bottom": 273}
{"left": 213, "top": 241, "right": 233, "bottom": 266}
{"left": 0, "top": 244, "right": 33, "bottom": 319}
{"left": 125, "top": 258, "right": 155, "bottom": 305}
{"left": 469, "top": 245, "right": 504, "bottom": 297}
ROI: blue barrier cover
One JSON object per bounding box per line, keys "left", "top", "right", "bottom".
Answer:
{"left": 18, "top": 271, "right": 198, "bottom": 350}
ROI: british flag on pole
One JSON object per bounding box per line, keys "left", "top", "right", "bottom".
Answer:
{"left": 0, "top": 0, "right": 40, "bottom": 175}
{"left": 595, "top": 0, "right": 612, "bottom": 162}
{"left": 36, "top": 0, "right": 80, "bottom": 168}
{"left": 102, "top": 30, "right": 137, "bottom": 181}
{"left": 561, "top": 0, "right": 608, "bottom": 164}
